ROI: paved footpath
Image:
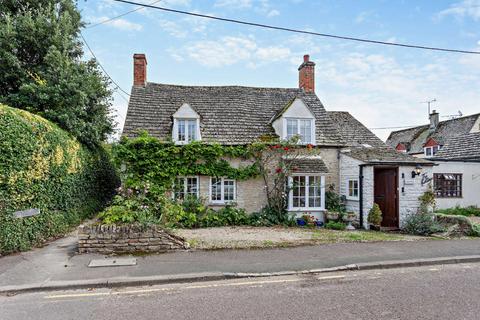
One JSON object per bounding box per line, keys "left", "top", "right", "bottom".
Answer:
{"left": 1, "top": 235, "right": 479, "bottom": 290}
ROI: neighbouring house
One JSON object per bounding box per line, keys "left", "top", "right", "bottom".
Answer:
{"left": 387, "top": 112, "right": 480, "bottom": 209}
{"left": 123, "top": 53, "right": 432, "bottom": 229}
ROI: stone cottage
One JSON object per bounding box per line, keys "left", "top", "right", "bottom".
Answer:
{"left": 123, "top": 53, "right": 432, "bottom": 229}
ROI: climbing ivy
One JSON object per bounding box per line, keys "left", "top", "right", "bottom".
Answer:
{"left": 113, "top": 132, "right": 262, "bottom": 190}
{"left": 0, "top": 104, "right": 118, "bottom": 254}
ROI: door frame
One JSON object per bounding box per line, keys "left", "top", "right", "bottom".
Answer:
{"left": 373, "top": 166, "right": 399, "bottom": 229}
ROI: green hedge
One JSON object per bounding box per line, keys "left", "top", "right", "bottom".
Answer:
{"left": 0, "top": 104, "right": 118, "bottom": 254}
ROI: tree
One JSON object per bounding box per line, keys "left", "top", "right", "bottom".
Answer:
{"left": 0, "top": 0, "right": 114, "bottom": 148}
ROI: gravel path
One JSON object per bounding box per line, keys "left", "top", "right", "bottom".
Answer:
{"left": 174, "top": 226, "right": 423, "bottom": 249}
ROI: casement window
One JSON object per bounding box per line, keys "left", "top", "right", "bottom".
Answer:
{"left": 174, "top": 177, "right": 199, "bottom": 200}
{"left": 210, "top": 177, "right": 236, "bottom": 203}
{"left": 347, "top": 179, "right": 359, "bottom": 200}
{"left": 434, "top": 173, "right": 462, "bottom": 198}
{"left": 175, "top": 119, "right": 198, "bottom": 143}
{"left": 424, "top": 145, "right": 441, "bottom": 157}
{"left": 288, "top": 175, "right": 325, "bottom": 210}
{"left": 285, "top": 118, "right": 314, "bottom": 144}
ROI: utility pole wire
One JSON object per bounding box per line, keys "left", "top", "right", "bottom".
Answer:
{"left": 86, "top": 0, "right": 162, "bottom": 29}
{"left": 112, "top": 0, "right": 480, "bottom": 55}
{"left": 79, "top": 32, "right": 131, "bottom": 98}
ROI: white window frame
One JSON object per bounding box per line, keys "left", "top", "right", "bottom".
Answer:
{"left": 173, "top": 176, "right": 199, "bottom": 200}
{"left": 346, "top": 179, "right": 359, "bottom": 200}
{"left": 283, "top": 118, "right": 315, "bottom": 145}
{"left": 173, "top": 118, "right": 201, "bottom": 144}
{"left": 424, "top": 145, "right": 441, "bottom": 157}
{"left": 209, "top": 177, "right": 236, "bottom": 204}
{"left": 287, "top": 174, "right": 325, "bottom": 211}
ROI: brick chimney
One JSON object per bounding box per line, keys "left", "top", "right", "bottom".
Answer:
{"left": 133, "top": 54, "right": 147, "bottom": 86}
{"left": 429, "top": 110, "right": 439, "bottom": 132}
{"left": 298, "top": 54, "right": 315, "bottom": 93}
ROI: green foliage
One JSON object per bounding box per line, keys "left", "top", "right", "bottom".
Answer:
{"left": 0, "top": 105, "right": 117, "bottom": 254}
{"left": 325, "top": 221, "right": 347, "bottom": 230}
{"left": 471, "top": 224, "right": 480, "bottom": 237}
{"left": 325, "top": 184, "right": 346, "bottom": 213}
{"left": 418, "top": 186, "right": 436, "bottom": 213}
{"left": 437, "top": 206, "right": 480, "bottom": 217}
{"left": 113, "top": 132, "right": 260, "bottom": 191}
{"left": 0, "top": 0, "right": 114, "bottom": 147}
{"left": 367, "top": 204, "right": 383, "bottom": 227}
{"left": 403, "top": 213, "right": 445, "bottom": 236}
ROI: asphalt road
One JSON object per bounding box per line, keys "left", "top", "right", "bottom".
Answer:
{"left": 2, "top": 263, "right": 480, "bottom": 320}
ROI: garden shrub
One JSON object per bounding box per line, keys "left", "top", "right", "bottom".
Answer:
{"left": 0, "top": 104, "right": 117, "bottom": 254}
{"left": 325, "top": 221, "right": 347, "bottom": 230}
{"left": 436, "top": 206, "right": 480, "bottom": 217}
{"left": 403, "top": 213, "right": 445, "bottom": 236}
{"left": 367, "top": 204, "right": 383, "bottom": 227}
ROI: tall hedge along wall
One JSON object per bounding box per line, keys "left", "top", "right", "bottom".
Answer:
{"left": 0, "top": 104, "right": 117, "bottom": 254}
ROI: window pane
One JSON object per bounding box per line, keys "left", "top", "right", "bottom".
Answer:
{"left": 187, "top": 120, "right": 197, "bottom": 141}
{"left": 211, "top": 178, "right": 222, "bottom": 201}
{"left": 292, "top": 176, "right": 306, "bottom": 208}
{"left": 299, "top": 120, "right": 312, "bottom": 143}
{"left": 425, "top": 147, "right": 432, "bottom": 156}
{"left": 186, "top": 177, "right": 198, "bottom": 198}
{"left": 309, "top": 176, "right": 321, "bottom": 207}
{"left": 286, "top": 119, "right": 298, "bottom": 140}
{"left": 224, "top": 180, "right": 235, "bottom": 201}
{"left": 178, "top": 120, "right": 186, "bottom": 142}
{"left": 434, "top": 173, "right": 462, "bottom": 198}
{"left": 174, "top": 178, "right": 185, "bottom": 200}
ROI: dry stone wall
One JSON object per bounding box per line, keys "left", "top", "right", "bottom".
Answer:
{"left": 78, "top": 224, "right": 189, "bottom": 254}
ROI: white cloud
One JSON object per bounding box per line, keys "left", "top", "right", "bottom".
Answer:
{"left": 158, "top": 20, "right": 187, "bottom": 38}
{"left": 355, "top": 11, "right": 371, "bottom": 24}
{"left": 214, "top": 0, "right": 252, "bottom": 9}
{"left": 181, "top": 36, "right": 293, "bottom": 67}
{"left": 186, "top": 36, "right": 257, "bottom": 67}
{"left": 256, "top": 46, "right": 291, "bottom": 61}
{"left": 91, "top": 16, "right": 142, "bottom": 31}
{"left": 437, "top": 0, "right": 480, "bottom": 21}
{"left": 267, "top": 9, "right": 280, "bottom": 17}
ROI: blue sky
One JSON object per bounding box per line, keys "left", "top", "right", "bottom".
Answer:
{"left": 79, "top": 0, "right": 480, "bottom": 140}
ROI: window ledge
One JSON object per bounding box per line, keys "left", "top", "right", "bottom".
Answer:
{"left": 288, "top": 208, "right": 325, "bottom": 212}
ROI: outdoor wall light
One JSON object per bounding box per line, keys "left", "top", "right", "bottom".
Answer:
{"left": 411, "top": 164, "right": 422, "bottom": 178}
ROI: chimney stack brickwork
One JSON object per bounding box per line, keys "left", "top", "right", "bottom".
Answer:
{"left": 298, "top": 54, "right": 315, "bottom": 93}
{"left": 133, "top": 54, "right": 147, "bottom": 86}
{"left": 429, "top": 110, "right": 439, "bottom": 131}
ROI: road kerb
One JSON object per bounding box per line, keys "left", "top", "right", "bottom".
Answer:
{"left": 1, "top": 255, "right": 479, "bottom": 296}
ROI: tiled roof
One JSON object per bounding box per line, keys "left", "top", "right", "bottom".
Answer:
{"left": 386, "top": 113, "right": 480, "bottom": 154}
{"left": 342, "top": 147, "right": 433, "bottom": 165}
{"left": 123, "top": 83, "right": 345, "bottom": 146}
{"left": 327, "top": 111, "right": 386, "bottom": 148}
{"left": 284, "top": 157, "right": 329, "bottom": 173}
{"left": 432, "top": 132, "right": 480, "bottom": 161}
{"left": 327, "top": 111, "right": 431, "bottom": 165}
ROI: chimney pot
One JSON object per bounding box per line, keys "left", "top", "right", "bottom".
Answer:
{"left": 133, "top": 53, "right": 147, "bottom": 86}
{"left": 298, "top": 54, "right": 315, "bottom": 93}
{"left": 429, "top": 110, "right": 439, "bottom": 132}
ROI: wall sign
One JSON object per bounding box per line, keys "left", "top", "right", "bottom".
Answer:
{"left": 421, "top": 173, "right": 432, "bottom": 186}
{"left": 13, "top": 208, "right": 40, "bottom": 218}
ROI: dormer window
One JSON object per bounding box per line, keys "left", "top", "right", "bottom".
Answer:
{"left": 173, "top": 103, "right": 201, "bottom": 144}
{"left": 177, "top": 119, "right": 197, "bottom": 143}
{"left": 285, "top": 118, "right": 314, "bottom": 144}
{"left": 424, "top": 145, "right": 441, "bottom": 157}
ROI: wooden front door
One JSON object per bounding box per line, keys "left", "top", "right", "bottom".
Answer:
{"left": 374, "top": 168, "right": 399, "bottom": 228}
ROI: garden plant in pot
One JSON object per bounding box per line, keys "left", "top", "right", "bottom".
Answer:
{"left": 325, "top": 185, "right": 346, "bottom": 222}
{"left": 367, "top": 204, "right": 383, "bottom": 230}
{"left": 343, "top": 212, "right": 357, "bottom": 230}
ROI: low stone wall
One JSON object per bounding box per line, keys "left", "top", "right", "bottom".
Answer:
{"left": 78, "top": 224, "right": 189, "bottom": 254}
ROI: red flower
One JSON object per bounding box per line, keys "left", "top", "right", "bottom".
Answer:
{"left": 306, "top": 144, "right": 314, "bottom": 150}
{"left": 283, "top": 147, "right": 289, "bottom": 151}
{"left": 275, "top": 168, "right": 282, "bottom": 173}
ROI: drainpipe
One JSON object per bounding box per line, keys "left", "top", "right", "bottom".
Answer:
{"left": 359, "top": 164, "right": 364, "bottom": 229}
